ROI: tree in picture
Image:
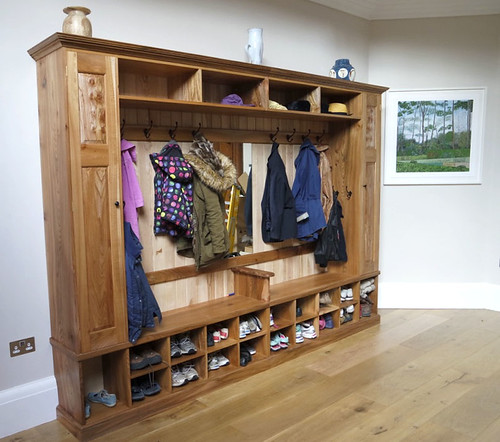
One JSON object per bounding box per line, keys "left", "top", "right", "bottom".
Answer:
{"left": 396, "top": 99, "right": 473, "bottom": 173}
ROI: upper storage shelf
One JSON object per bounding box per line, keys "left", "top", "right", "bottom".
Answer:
{"left": 29, "top": 33, "right": 387, "bottom": 123}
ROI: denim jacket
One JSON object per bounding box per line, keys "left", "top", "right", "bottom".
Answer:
{"left": 124, "top": 222, "right": 162, "bottom": 343}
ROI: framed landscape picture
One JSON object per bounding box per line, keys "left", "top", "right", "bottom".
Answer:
{"left": 384, "top": 88, "right": 486, "bottom": 185}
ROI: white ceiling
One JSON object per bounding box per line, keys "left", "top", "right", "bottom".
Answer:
{"left": 308, "top": 0, "right": 500, "bottom": 20}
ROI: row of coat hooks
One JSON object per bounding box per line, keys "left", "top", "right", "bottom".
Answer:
{"left": 269, "top": 127, "right": 326, "bottom": 144}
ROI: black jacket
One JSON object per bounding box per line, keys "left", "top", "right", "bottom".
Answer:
{"left": 314, "top": 196, "right": 347, "bottom": 267}
{"left": 261, "top": 142, "right": 297, "bottom": 242}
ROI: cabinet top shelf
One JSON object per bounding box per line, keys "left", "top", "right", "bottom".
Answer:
{"left": 28, "top": 33, "right": 388, "bottom": 95}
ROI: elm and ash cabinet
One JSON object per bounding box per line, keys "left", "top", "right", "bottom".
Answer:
{"left": 29, "top": 33, "right": 387, "bottom": 440}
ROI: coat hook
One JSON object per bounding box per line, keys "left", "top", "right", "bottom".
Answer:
{"left": 144, "top": 120, "right": 153, "bottom": 139}
{"left": 286, "top": 128, "right": 296, "bottom": 143}
{"left": 302, "top": 128, "right": 311, "bottom": 141}
{"left": 192, "top": 122, "right": 202, "bottom": 137}
{"left": 270, "top": 126, "right": 280, "bottom": 142}
{"left": 120, "top": 119, "right": 126, "bottom": 139}
{"left": 346, "top": 186, "right": 352, "bottom": 200}
{"left": 316, "top": 129, "right": 326, "bottom": 144}
{"left": 169, "top": 121, "right": 178, "bottom": 140}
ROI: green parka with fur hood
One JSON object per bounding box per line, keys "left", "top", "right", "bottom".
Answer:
{"left": 177, "top": 134, "right": 237, "bottom": 268}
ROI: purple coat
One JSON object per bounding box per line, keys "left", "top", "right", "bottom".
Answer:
{"left": 121, "top": 139, "right": 144, "bottom": 239}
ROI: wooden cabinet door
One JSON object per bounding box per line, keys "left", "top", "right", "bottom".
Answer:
{"left": 360, "top": 94, "right": 381, "bottom": 274}
{"left": 68, "top": 51, "right": 127, "bottom": 352}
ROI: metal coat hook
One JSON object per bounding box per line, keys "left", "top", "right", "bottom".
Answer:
{"left": 316, "top": 129, "right": 326, "bottom": 144}
{"left": 144, "top": 120, "right": 153, "bottom": 139}
{"left": 346, "top": 186, "right": 353, "bottom": 200}
{"left": 270, "top": 127, "right": 280, "bottom": 142}
{"left": 302, "top": 128, "right": 311, "bottom": 141}
{"left": 169, "top": 121, "right": 178, "bottom": 140}
{"left": 192, "top": 122, "right": 202, "bottom": 137}
{"left": 286, "top": 128, "right": 296, "bottom": 143}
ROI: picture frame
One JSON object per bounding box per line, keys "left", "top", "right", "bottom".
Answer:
{"left": 383, "top": 88, "right": 486, "bottom": 185}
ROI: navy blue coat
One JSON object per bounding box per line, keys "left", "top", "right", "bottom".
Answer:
{"left": 124, "top": 222, "right": 162, "bottom": 343}
{"left": 292, "top": 138, "right": 326, "bottom": 241}
{"left": 261, "top": 142, "right": 297, "bottom": 242}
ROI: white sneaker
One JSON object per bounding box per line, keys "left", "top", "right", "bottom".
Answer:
{"left": 346, "top": 304, "right": 355, "bottom": 313}
{"left": 215, "top": 352, "right": 230, "bottom": 367}
{"left": 239, "top": 321, "right": 251, "bottom": 338}
{"left": 301, "top": 322, "right": 317, "bottom": 339}
{"left": 181, "top": 364, "right": 199, "bottom": 382}
{"left": 208, "top": 355, "right": 219, "bottom": 371}
{"left": 171, "top": 366, "right": 188, "bottom": 387}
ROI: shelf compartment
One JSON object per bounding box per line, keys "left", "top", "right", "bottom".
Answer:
{"left": 118, "top": 58, "right": 201, "bottom": 101}
{"left": 320, "top": 86, "right": 360, "bottom": 117}
{"left": 270, "top": 302, "right": 294, "bottom": 331}
{"left": 170, "top": 328, "right": 204, "bottom": 364}
{"left": 270, "top": 325, "right": 293, "bottom": 352}
{"left": 131, "top": 366, "right": 170, "bottom": 403}
{"left": 208, "top": 345, "right": 238, "bottom": 376}
{"left": 207, "top": 317, "right": 238, "bottom": 350}
{"left": 202, "top": 69, "right": 267, "bottom": 107}
{"left": 297, "top": 294, "right": 319, "bottom": 321}
{"left": 269, "top": 78, "right": 320, "bottom": 113}
{"left": 241, "top": 334, "right": 270, "bottom": 361}
{"left": 171, "top": 355, "right": 206, "bottom": 388}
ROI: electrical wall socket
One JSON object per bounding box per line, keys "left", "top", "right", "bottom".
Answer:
{"left": 9, "top": 337, "right": 36, "bottom": 357}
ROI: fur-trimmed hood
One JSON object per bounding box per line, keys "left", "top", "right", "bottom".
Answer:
{"left": 185, "top": 135, "right": 237, "bottom": 193}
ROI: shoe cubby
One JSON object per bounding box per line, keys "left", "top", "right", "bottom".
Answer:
{"left": 270, "top": 325, "right": 293, "bottom": 352}
{"left": 270, "top": 302, "right": 294, "bottom": 331}
{"left": 241, "top": 334, "right": 269, "bottom": 363}
{"left": 82, "top": 350, "right": 130, "bottom": 420}
{"left": 360, "top": 277, "right": 377, "bottom": 319}
{"left": 171, "top": 355, "right": 206, "bottom": 389}
{"left": 296, "top": 293, "right": 319, "bottom": 322}
{"left": 170, "top": 328, "right": 204, "bottom": 365}
{"left": 118, "top": 58, "right": 202, "bottom": 101}
{"left": 239, "top": 309, "right": 268, "bottom": 342}
{"left": 207, "top": 318, "right": 238, "bottom": 351}
{"left": 319, "top": 288, "right": 340, "bottom": 316}
{"left": 202, "top": 70, "right": 266, "bottom": 106}
{"left": 208, "top": 346, "right": 238, "bottom": 378}
{"left": 269, "top": 79, "right": 320, "bottom": 113}
{"left": 129, "top": 338, "right": 168, "bottom": 379}
{"left": 131, "top": 366, "right": 169, "bottom": 403}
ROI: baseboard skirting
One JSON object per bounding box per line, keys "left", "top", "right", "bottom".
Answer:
{"left": 0, "top": 376, "right": 58, "bottom": 438}
{"left": 379, "top": 282, "right": 500, "bottom": 311}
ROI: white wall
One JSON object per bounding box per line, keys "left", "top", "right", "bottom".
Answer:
{"left": 0, "top": 0, "right": 370, "bottom": 436}
{"left": 368, "top": 15, "right": 500, "bottom": 308}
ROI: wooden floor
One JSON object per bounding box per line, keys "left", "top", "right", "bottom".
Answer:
{"left": 5, "top": 308, "right": 500, "bottom": 442}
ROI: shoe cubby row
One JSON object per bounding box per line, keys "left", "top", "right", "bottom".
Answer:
{"left": 118, "top": 58, "right": 361, "bottom": 119}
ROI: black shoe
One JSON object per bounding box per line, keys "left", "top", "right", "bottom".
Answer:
{"left": 207, "top": 331, "right": 214, "bottom": 347}
{"left": 296, "top": 306, "right": 302, "bottom": 317}
{"left": 240, "top": 349, "right": 252, "bottom": 366}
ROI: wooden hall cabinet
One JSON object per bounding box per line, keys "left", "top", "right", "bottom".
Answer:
{"left": 30, "top": 33, "right": 387, "bottom": 440}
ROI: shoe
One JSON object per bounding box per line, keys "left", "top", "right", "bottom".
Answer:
{"left": 181, "top": 364, "right": 199, "bottom": 381}
{"left": 212, "top": 330, "right": 221, "bottom": 343}
{"left": 87, "top": 389, "right": 116, "bottom": 407}
{"left": 220, "top": 327, "right": 229, "bottom": 340}
{"left": 270, "top": 333, "right": 281, "bottom": 351}
{"left": 278, "top": 333, "right": 289, "bottom": 349}
{"left": 216, "top": 352, "right": 230, "bottom": 367}
{"left": 346, "top": 304, "right": 355, "bottom": 314}
{"left": 141, "top": 348, "right": 162, "bottom": 366}
{"left": 208, "top": 355, "right": 220, "bottom": 371}
{"left": 240, "top": 321, "right": 251, "bottom": 337}
{"left": 240, "top": 348, "right": 252, "bottom": 366}
{"left": 324, "top": 313, "right": 334, "bottom": 329}
{"left": 171, "top": 366, "right": 189, "bottom": 386}
{"left": 247, "top": 316, "right": 260, "bottom": 333}
{"left": 251, "top": 315, "right": 262, "bottom": 330}
{"left": 178, "top": 335, "right": 197, "bottom": 355}
{"left": 85, "top": 400, "right": 91, "bottom": 418}
{"left": 319, "top": 316, "right": 326, "bottom": 330}
{"left": 131, "top": 382, "right": 145, "bottom": 401}
{"left": 171, "top": 338, "right": 182, "bottom": 358}
{"left": 207, "top": 331, "right": 214, "bottom": 347}
{"left": 130, "top": 351, "right": 148, "bottom": 370}
{"left": 344, "top": 312, "right": 353, "bottom": 323}
{"left": 270, "top": 312, "right": 278, "bottom": 328}
{"left": 241, "top": 343, "right": 256, "bottom": 355}
{"left": 319, "top": 292, "right": 332, "bottom": 306}
{"left": 301, "top": 322, "right": 317, "bottom": 339}
{"left": 296, "top": 324, "right": 304, "bottom": 343}
{"left": 296, "top": 306, "right": 303, "bottom": 317}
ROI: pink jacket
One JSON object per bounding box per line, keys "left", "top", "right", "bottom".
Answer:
{"left": 121, "top": 139, "right": 144, "bottom": 239}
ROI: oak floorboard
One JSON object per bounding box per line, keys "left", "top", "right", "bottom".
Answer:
{"left": 4, "top": 309, "right": 500, "bottom": 442}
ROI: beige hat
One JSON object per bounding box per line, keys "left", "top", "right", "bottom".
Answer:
{"left": 269, "top": 100, "right": 287, "bottom": 110}
{"left": 327, "top": 102, "right": 348, "bottom": 115}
